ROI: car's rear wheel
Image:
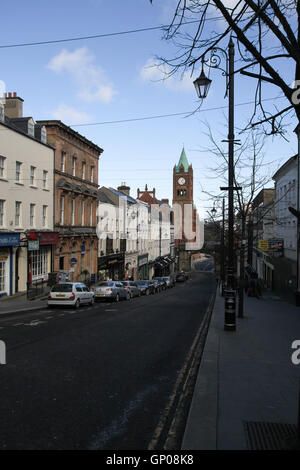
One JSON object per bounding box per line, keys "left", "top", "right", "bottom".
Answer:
{"left": 75, "top": 299, "right": 80, "bottom": 309}
{"left": 115, "top": 294, "right": 120, "bottom": 302}
{"left": 145, "top": 289, "right": 149, "bottom": 296}
{"left": 126, "top": 292, "right": 130, "bottom": 300}
{"left": 90, "top": 297, "right": 94, "bottom": 305}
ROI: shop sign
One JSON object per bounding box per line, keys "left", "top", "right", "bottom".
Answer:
{"left": 258, "top": 240, "right": 269, "bottom": 251}
{"left": 28, "top": 232, "right": 59, "bottom": 245}
{"left": 70, "top": 258, "right": 77, "bottom": 265}
{"left": 138, "top": 254, "right": 148, "bottom": 267}
{"left": 268, "top": 238, "right": 284, "bottom": 257}
{"left": 28, "top": 240, "right": 40, "bottom": 251}
{"left": 268, "top": 239, "right": 284, "bottom": 252}
{"left": 0, "top": 233, "right": 20, "bottom": 247}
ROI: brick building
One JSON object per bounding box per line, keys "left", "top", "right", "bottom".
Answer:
{"left": 36, "top": 120, "right": 103, "bottom": 284}
{"left": 172, "top": 148, "right": 199, "bottom": 271}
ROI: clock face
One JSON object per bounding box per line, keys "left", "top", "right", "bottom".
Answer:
{"left": 178, "top": 177, "right": 186, "bottom": 185}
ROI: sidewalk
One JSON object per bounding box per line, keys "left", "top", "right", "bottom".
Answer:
{"left": 0, "top": 294, "right": 47, "bottom": 316}
{"left": 182, "top": 290, "right": 300, "bottom": 450}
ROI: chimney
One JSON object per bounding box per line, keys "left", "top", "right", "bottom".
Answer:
{"left": 161, "top": 198, "right": 169, "bottom": 205}
{"left": 118, "top": 182, "right": 130, "bottom": 196}
{"left": 3, "top": 92, "right": 24, "bottom": 118}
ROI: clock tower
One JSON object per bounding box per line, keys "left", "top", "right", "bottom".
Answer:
{"left": 173, "top": 147, "right": 193, "bottom": 206}
{"left": 173, "top": 148, "right": 196, "bottom": 270}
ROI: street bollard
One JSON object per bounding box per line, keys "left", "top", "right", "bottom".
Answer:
{"left": 224, "top": 289, "right": 236, "bottom": 331}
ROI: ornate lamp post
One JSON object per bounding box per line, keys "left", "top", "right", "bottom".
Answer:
{"left": 194, "top": 38, "right": 240, "bottom": 331}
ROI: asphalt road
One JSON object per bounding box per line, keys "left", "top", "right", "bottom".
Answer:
{"left": 0, "top": 268, "right": 215, "bottom": 450}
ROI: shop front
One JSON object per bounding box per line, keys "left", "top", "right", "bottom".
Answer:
{"left": 27, "top": 231, "right": 59, "bottom": 284}
{"left": 0, "top": 232, "right": 20, "bottom": 297}
{"left": 124, "top": 253, "right": 138, "bottom": 280}
{"left": 138, "top": 254, "right": 148, "bottom": 280}
{"left": 154, "top": 255, "right": 173, "bottom": 277}
{"left": 98, "top": 252, "right": 125, "bottom": 281}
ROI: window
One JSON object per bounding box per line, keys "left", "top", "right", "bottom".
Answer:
{"left": 30, "top": 204, "right": 35, "bottom": 227}
{"left": 16, "top": 162, "right": 22, "bottom": 181}
{"left": 28, "top": 121, "right": 35, "bottom": 137}
{"left": 61, "top": 152, "right": 66, "bottom": 172}
{"left": 72, "top": 156, "right": 76, "bottom": 177}
{"left": 32, "top": 247, "right": 48, "bottom": 280}
{"left": 90, "top": 166, "right": 94, "bottom": 183}
{"left": 15, "top": 201, "right": 21, "bottom": 226}
{"left": 41, "top": 127, "right": 47, "bottom": 144}
{"left": 71, "top": 199, "right": 75, "bottom": 226}
{"left": 82, "top": 162, "right": 86, "bottom": 180}
{"left": 42, "top": 171, "right": 47, "bottom": 189}
{"left": 42, "top": 205, "right": 47, "bottom": 227}
{"left": 30, "top": 166, "right": 35, "bottom": 185}
{"left": 81, "top": 200, "right": 85, "bottom": 225}
{"left": 60, "top": 197, "right": 64, "bottom": 225}
{"left": 90, "top": 202, "right": 93, "bottom": 226}
{"left": 59, "top": 257, "right": 64, "bottom": 270}
{"left": 0, "top": 200, "right": 4, "bottom": 226}
{"left": 0, "top": 259, "right": 6, "bottom": 292}
{"left": 0, "top": 156, "right": 5, "bottom": 178}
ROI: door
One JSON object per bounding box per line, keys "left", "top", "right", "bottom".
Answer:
{"left": 15, "top": 248, "right": 19, "bottom": 293}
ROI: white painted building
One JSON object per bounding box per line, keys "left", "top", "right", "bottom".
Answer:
{"left": 0, "top": 94, "right": 55, "bottom": 295}
{"left": 272, "top": 155, "right": 297, "bottom": 261}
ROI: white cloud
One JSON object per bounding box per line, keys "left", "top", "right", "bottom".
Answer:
{"left": 140, "top": 58, "right": 194, "bottom": 93}
{"left": 51, "top": 104, "right": 92, "bottom": 125}
{"left": 47, "top": 47, "right": 117, "bottom": 104}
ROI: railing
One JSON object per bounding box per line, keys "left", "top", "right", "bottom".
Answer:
{"left": 26, "top": 279, "right": 49, "bottom": 300}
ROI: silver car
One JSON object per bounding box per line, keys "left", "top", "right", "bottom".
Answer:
{"left": 47, "top": 282, "right": 95, "bottom": 308}
{"left": 93, "top": 281, "right": 130, "bottom": 302}
{"left": 121, "top": 281, "right": 141, "bottom": 298}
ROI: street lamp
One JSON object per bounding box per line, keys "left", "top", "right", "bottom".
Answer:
{"left": 194, "top": 38, "right": 238, "bottom": 331}
{"left": 193, "top": 58, "right": 212, "bottom": 99}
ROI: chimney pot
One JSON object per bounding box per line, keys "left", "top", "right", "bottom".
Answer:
{"left": 13, "top": 92, "right": 17, "bottom": 97}
{"left": 8, "top": 92, "right": 12, "bottom": 98}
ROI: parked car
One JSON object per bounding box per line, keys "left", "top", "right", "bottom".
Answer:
{"left": 175, "top": 272, "right": 188, "bottom": 283}
{"left": 150, "top": 279, "right": 161, "bottom": 293}
{"left": 93, "top": 281, "right": 130, "bottom": 302}
{"left": 47, "top": 282, "right": 94, "bottom": 308}
{"left": 136, "top": 280, "right": 154, "bottom": 295}
{"left": 121, "top": 281, "right": 141, "bottom": 298}
{"left": 153, "top": 277, "right": 167, "bottom": 290}
{"left": 162, "top": 276, "right": 175, "bottom": 288}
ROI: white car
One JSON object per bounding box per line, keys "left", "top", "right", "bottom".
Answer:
{"left": 47, "top": 282, "right": 94, "bottom": 308}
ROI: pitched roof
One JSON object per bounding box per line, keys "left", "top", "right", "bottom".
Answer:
{"left": 176, "top": 147, "right": 190, "bottom": 173}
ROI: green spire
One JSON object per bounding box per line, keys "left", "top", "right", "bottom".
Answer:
{"left": 176, "top": 147, "right": 189, "bottom": 173}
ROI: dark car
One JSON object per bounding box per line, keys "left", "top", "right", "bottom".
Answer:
{"left": 136, "top": 280, "right": 154, "bottom": 295}
{"left": 176, "top": 272, "right": 187, "bottom": 282}
{"left": 153, "top": 277, "right": 167, "bottom": 290}
{"left": 149, "top": 279, "right": 160, "bottom": 293}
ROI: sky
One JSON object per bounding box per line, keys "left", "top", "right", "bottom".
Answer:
{"left": 0, "top": 0, "right": 298, "bottom": 220}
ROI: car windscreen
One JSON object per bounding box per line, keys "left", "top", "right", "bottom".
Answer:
{"left": 98, "top": 282, "right": 114, "bottom": 287}
{"left": 51, "top": 284, "right": 73, "bottom": 292}
{"left": 136, "top": 281, "right": 147, "bottom": 286}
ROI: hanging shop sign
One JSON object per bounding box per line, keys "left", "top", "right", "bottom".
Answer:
{"left": 28, "top": 240, "right": 40, "bottom": 251}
